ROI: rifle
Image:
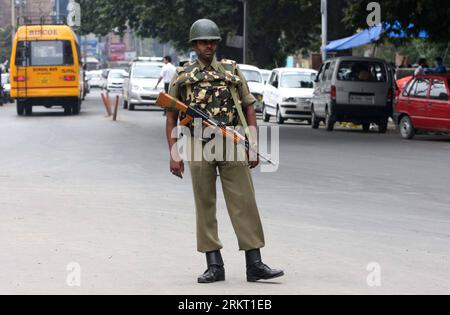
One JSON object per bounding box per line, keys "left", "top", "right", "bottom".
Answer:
{"left": 156, "top": 92, "right": 275, "bottom": 165}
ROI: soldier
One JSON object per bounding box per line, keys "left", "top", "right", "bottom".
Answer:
{"left": 165, "top": 19, "right": 284, "bottom": 283}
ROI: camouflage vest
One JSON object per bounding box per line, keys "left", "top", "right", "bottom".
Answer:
{"left": 175, "top": 59, "right": 243, "bottom": 126}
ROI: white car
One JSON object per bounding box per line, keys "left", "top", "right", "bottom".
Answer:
{"left": 260, "top": 69, "right": 272, "bottom": 84}
{"left": 122, "top": 61, "right": 164, "bottom": 111}
{"left": 239, "top": 64, "right": 265, "bottom": 112}
{"left": 106, "top": 69, "right": 128, "bottom": 93}
{"left": 87, "top": 70, "right": 106, "bottom": 89}
{"left": 262, "top": 68, "right": 318, "bottom": 124}
{"left": 1, "top": 73, "right": 12, "bottom": 103}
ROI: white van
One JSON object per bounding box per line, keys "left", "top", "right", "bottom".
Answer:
{"left": 311, "top": 57, "right": 395, "bottom": 132}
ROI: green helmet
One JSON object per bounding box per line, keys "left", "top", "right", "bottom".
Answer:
{"left": 189, "top": 19, "right": 222, "bottom": 43}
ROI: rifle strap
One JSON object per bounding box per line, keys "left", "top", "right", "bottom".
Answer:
{"left": 230, "top": 87, "right": 250, "bottom": 140}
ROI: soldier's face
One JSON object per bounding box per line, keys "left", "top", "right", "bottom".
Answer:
{"left": 192, "top": 40, "right": 219, "bottom": 61}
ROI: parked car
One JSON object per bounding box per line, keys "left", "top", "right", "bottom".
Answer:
{"left": 311, "top": 57, "right": 395, "bottom": 133}
{"left": 239, "top": 64, "right": 265, "bottom": 112}
{"left": 106, "top": 69, "right": 128, "bottom": 93}
{"left": 87, "top": 70, "right": 106, "bottom": 89}
{"left": 1, "top": 73, "right": 12, "bottom": 103}
{"left": 262, "top": 68, "right": 318, "bottom": 124}
{"left": 394, "top": 74, "right": 450, "bottom": 139}
{"left": 122, "top": 61, "right": 164, "bottom": 111}
{"left": 260, "top": 69, "right": 272, "bottom": 84}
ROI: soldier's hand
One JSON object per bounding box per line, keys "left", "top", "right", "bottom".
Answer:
{"left": 170, "top": 159, "right": 184, "bottom": 179}
{"left": 248, "top": 152, "right": 260, "bottom": 169}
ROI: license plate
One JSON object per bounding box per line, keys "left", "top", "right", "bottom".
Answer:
{"left": 350, "top": 94, "right": 374, "bottom": 104}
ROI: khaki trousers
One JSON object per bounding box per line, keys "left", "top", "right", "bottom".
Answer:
{"left": 187, "top": 137, "right": 265, "bottom": 253}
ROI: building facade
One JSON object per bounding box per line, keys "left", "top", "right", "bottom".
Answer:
{"left": 0, "top": 0, "right": 12, "bottom": 28}
{"left": 0, "top": 0, "right": 54, "bottom": 28}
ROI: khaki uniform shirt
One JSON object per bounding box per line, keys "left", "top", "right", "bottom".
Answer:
{"left": 168, "top": 56, "right": 256, "bottom": 112}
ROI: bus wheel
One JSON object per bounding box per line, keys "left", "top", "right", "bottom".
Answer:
{"left": 64, "top": 105, "right": 72, "bottom": 115}
{"left": 72, "top": 99, "right": 81, "bottom": 115}
{"left": 25, "top": 105, "right": 33, "bottom": 116}
{"left": 17, "top": 102, "right": 25, "bottom": 116}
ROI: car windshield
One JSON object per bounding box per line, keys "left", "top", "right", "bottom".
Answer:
{"left": 280, "top": 72, "right": 314, "bottom": 88}
{"left": 241, "top": 70, "right": 263, "bottom": 83}
{"left": 337, "top": 61, "right": 387, "bottom": 82}
{"left": 109, "top": 72, "right": 125, "bottom": 79}
{"left": 1, "top": 74, "right": 9, "bottom": 84}
{"left": 132, "top": 65, "right": 162, "bottom": 79}
{"left": 261, "top": 72, "right": 270, "bottom": 82}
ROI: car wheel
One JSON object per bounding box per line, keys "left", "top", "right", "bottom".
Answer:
{"left": 262, "top": 104, "right": 270, "bottom": 122}
{"left": 129, "top": 103, "right": 135, "bottom": 111}
{"left": 64, "top": 105, "right": 72, "bottom": 115}
{"left": 400, "top": 116, "right": 415, "bottom": 140}
{"left": 325, "top": 109, "right": 335, "bottom": 132}
{"left": 25, "top": 105, "right": 33, "bottom": 116}
{"left": 276, "top": 106, "right": 285, "bottom": 124}
{"left": 362, "top": 123, "right": 371, "bottom": 132}
{"left": 378, "top": 119, "right": 388, "bottom": 134}
{"left": 311, "top": 108, "right": 320, "bottom": 129}
{"left": 17, "top": 101, "right": 25, "bottom": 116}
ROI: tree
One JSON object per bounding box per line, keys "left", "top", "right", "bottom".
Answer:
{"left": 343, "top": 0, "right": 450, "bottom": 42}
{"left": 0, "top": 26, "right": 12, "bottom": 66}
{"left": 79, "top": 0, "right": 321, "bottom": 68}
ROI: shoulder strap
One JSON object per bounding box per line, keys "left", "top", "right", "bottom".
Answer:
{"left": 222, "top": 59, "right": 250, "bottom": 137}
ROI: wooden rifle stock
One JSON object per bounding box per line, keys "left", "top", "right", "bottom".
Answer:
{"left": 157, "top": 92, "right": 275, "bottom": 165}
{"left": 157, "top": 92, "right": 242, "bottom": 144}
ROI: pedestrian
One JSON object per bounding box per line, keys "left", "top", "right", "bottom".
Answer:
{"left": 0, "top": 67, "right": 3, "bottom": 107}
{"left": 156, "top": 55, "right": 177, "bottom": 93}
{"left": 165, "top": 19, "right": 284, "bottom": 284}
{"left": 433, "top": 57, "right": 447, "bottom": 74}
{"left": 156, "top": 56, "right": 177, "bottom": 116}
{"left": 414, "top": 58, "right": 429, "bottom": 76}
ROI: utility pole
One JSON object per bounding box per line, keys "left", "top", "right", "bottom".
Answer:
{"left": 56, "top": 0, "right": 60, "bottom": 22}
{"left": 243, "top": 0, "right": 248, "bottom": 64}
{"left": 11, "top": 0, "right": 16, "bottom": 46}
{"left": 321, "top": 0, "right": 328, "bottom": 61}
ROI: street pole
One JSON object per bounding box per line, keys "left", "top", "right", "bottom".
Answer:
{"left": 11, "top": 0, "right": 16, "bottom": 46}
{"left": 321, "top": 0, "right": 328, "bottom": 61}
{"left": 243, "top": 0, "right": 248, "bottom": 64}
{"left": 56, "top": 0, "right": 60, "bottom": 22}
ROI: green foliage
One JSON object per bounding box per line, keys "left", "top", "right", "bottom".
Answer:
{"left": 79, "top": 0, "right": 321, "bottom": 68}
{"left": 0, "top": 26, "right": 13, "bottom": 64}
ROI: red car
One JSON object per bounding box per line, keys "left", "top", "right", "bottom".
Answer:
{"left": 394, "top": 74, "right": 450, "bottom": 139}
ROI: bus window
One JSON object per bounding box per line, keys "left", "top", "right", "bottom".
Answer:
{"left": 15, "top": 41, "right": 29, "bottom": 66}
{"left": 15, "top": 40, "right": 74, "bottom": 66}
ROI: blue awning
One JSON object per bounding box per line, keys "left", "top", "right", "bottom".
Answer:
{"left": 325, "top": 26, "right": 383, "bottom": 51}
{"left": 325, "top": 23, "right": 428, "bottom": 52}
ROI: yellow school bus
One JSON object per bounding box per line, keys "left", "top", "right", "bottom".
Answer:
{"left": 10, "top": 24, "right": 84, "bottom": 116}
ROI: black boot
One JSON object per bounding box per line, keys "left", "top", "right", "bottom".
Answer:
{"left": 246, "top": 249, "right": 284, "bottom": 282}
{"left": 198, "top": 250, "right": 225, "bottom": 284}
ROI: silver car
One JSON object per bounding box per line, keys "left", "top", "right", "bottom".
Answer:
{"left": 311, "top": 57, "right": 395, "bottom": 133}
{"left": 122, "top": 62, "right": 164, "bottom": 111}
